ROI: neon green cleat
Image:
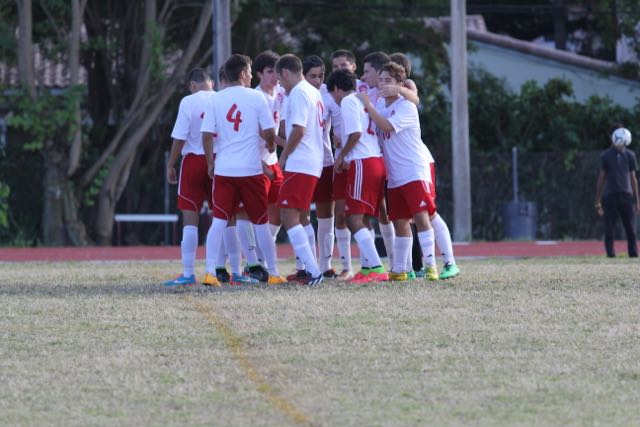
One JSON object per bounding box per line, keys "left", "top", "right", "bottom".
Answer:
{"left": 425, "top": 266, "right": 439, "bottom": 281}
{"left": 439, "top": 263, "right": 460, "bottom": 280}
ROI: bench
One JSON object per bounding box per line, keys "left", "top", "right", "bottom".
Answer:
{"left": 114, "top": 214, "right": 179, "bottom": 245}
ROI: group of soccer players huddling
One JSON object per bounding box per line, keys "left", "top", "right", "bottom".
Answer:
{"left": 164, "top": 48, "right": 460, "bottom": 288}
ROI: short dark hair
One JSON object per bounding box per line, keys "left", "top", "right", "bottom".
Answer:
{"left": 302, "top": 55, "right": 325, "bottom": 76}
{"left": 187, "top": 68, "right": 211, "bottom": 84}
{"left": 218, "top": 65, "right": 227, "bottom": 83}
{"left": 326, "top": 69, "right": 357, "bottom": 92}
{"left": 253, "top": 50, "right": 280, "bottom": 74}
{"left": 331, "top": 49, "right": 356, "bottom": 64}
{"left": 390, "top": 52, "right": 411, "bottom": 77}
{"left": 380, "top": 62, "right": 406, "bottom": 83}
{"left": 275, "top": 54, "right": 303, "bottom": 74}
{"left": 224, "top": 54, "right": 252, "bottom": 83}
{"left": 363, "top": 51, "right": 390, "bottom": 71}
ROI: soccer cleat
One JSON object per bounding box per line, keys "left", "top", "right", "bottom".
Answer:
{"left": 202, "top": 273, "right": 222, "bottom": 287}
{"left": 322, "top": 268, "right": 337, "bottom": 279}
{"left": 349, "top": 270, "right": 371, "bottom": 284}
{"left": 367, "top": 271, "right": 389, "bottom": 282}
{"left": 414, "top": 268, "right": 426, "bottom": 278}
{"left": 336, "top": 270, "right": 354, "bottom": 281}
{"left": 425, "top": 266, "right": 439, "bottom": 281}
{"left": 216, "top": 268, "right": 230, "bottom": 283}
{"left": 164, "top": 274, "right": 196, "bottom": 287}
{"left": 439, "top": 263, "right": 460, "bottom": 280}
{"left": 301, "top": 273, "right": 324, "bottom": 287}
{"left": 407, "top": 270, "right": 417, "bottom": 280}
{"left": 286, "top": 269, "right": 308, "bottom": 282}
{"left": 267, "top": 275, "right": 288, "bottom": 285}
{"left": 230, "top": 273, "right": 259, "bottom": 285}
{"left": 388, "top": 271, "right": 408, "bottom": 281}
{"left": 246, "top": 264, "right": 269, "bottom": 282}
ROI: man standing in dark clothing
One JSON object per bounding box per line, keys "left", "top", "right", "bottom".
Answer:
{"left": 595, "top": 127, "right": 640, "bottom": 257}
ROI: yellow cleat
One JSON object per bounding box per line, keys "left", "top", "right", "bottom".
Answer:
{"left": 388, "top": 271, "right": 408, "bottom": 281}
{"left": 267, "top": 275, "right": 287, "bottom": 285}
{"left": 425, "top": 266, "right": 439, "bottom": 281}
{"left": 202, "top": 273, "right": 222, "bottom": 287}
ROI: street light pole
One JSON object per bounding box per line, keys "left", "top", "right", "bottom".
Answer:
{"left": 450, "top": 0, "right": 472, "bottom": 241}
{"left": 212, "top": 0, "right": 231, "bottom": 88}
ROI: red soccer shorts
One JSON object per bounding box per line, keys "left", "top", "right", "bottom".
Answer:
{"left": 212, "top": 174, "right": 269, "bottom": 224}
{"left": 430, "top": 162, "right": 437, "bottom": 200}
{"left": 313, "top": 165, "right": 334, "bottom": 203}
{"left": 345, "top": 156, "right": 386, "bottom": 217}
{"left": 277, "top": 172, "right": 319, "bottom": 210}
{"left": 178, "top": 154, "right": 213, "bottom": 212}
{"left": 265, "top": 163, "right": 284, "bottom": 204}
{"left": 332, "top": 168, "right": 348, "bottom": 201}
{"left": 387, "top": 180, "right": 436, "bottom": 221}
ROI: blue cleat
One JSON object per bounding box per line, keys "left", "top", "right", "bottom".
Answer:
{"left": 230, "top": 273, "right": 259, "bottom": 285}
{"left": 164, "top": 274, "right": 196, "bottom": 287}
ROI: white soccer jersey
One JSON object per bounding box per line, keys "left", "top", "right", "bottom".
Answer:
{"left": 255, "top": 84, "right": 286, "bottom": 165}
{"left": 200, "top": 85, "right": 274, "bottom": 177}
{"left": 375, "top": 96, "right": 434, "bottom": 188}
{"left": 283, "top": 79, "right": 324, "bottom": 178}
{"left": 171, "top": 90, "right": 216, "bottom": 156}
{"left": 319, "top": 84, "right": 335, "bottom": 166}
{"left": 356, "top": 78, "right": 368, "bottom": 93}
{"left": 340, "top": 93, "right": 381, "bottom": 161}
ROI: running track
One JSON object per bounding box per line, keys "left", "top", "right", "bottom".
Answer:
{"left": 0, "top": 241, "right": 632, "bottom": 262}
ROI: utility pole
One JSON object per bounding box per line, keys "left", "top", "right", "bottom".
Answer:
{"left": 450, "top": 0, "right": 472, "bottom": 241}
{"left": 212, "top": 0, "right": 231, "bottom": 89}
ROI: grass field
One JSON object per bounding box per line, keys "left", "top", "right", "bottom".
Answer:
{"left": 1, "top": 257, "right": 639, "bottom": 427}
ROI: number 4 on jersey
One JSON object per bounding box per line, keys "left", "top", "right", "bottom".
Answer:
{"left": 226, "top": 104, "right": 243, "bottom": 131}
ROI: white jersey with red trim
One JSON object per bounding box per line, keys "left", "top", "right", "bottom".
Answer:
{"left": 340, "top": 93, "right": 381, "bottom": 161}
{"left": 375, "top": 96, "right": 434, "bottom": 188}
{"left": 283, "top": 79, "right": 324, "bottom": 178}
{"left": 171, "top": 89, "right": 216, "bottom": 156}
{"left": 254, "top": 83, "right": 285, "bottom": 165}
{"left": 200, "top": 85, "right": 274, "bottom": 177}
{"left": 319, "top": 84, "right": 335, "bottom": 167}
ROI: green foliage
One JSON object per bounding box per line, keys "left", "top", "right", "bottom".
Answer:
{"left": 6, "top": 86, "right": 84, "bottom": 152}
{"left": 0, "top": 181, "right": 9, "bottom": 230}
{"left": 466, "top": 67, "right": 639, "bottom": 153}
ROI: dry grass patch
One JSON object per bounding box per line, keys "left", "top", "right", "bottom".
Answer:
{"left": 1, "top": 258, "right": 639, "bottom": 426}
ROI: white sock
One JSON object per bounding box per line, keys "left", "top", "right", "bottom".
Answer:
{"left": 287, "top": 224, "right": 321, "bottom": 277}
{"left": 181, "top": 225, "right": 198, "bottom": 277}
{"left": 418, "top": 229, "right": 436, "bottom": 267}
{"left": 379, "top": 222, "right": 395, "bottom": 268}
{"left": 205, "top": 218, "right": 227, "bottom": 274}
{"left": 432, "top": 214, "right": 455, "bottom": 265}
{"left": 215, "top": 238, "right": 227, "bottom": 270}
{"left": 223, "top": 226, "right": 241, "bottom": 275}
{"left": 335, "top": 227, "right": 352, "bottom": 272}
{"left": 406, "top": 239, "right": 413, "bottom": 273}
{"left": 270, "top": 223, "right": 281, "bottom": 242}
{"left": 255, "top": 223, "right": 280, "bottom": 276}
{"left": 354, "top": 228, "right": 382, "bottom": 269}
{"left": 393, "top": 236, "right": 412, "bottom": 274}
{"left": 369, "top": 227, "right": 376, "bottom": 241}
{"left": 254, "top": 234, "right": 266, "bottom": 268}
{"left": 303, "top": 223, "right": 317, "bottom": 259}
{"left": 317, "top": 217, "right": 334, "bottom": 272}
{"left": 236, "top": 219, "right": 259, "bottom": 266}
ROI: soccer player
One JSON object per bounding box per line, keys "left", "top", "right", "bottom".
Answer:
{"left": 356, "top": 62, "right": 441, "bottom": 280}
{"left": 200, "top": 54, "right": 286, "bottom": 287}
{"left": 388, "top": 52, "right": 460, "bottom": 279}
{"left": 164, "top": 68, "right": 217, "bottom": 287}
{"left": 327, "top": 49, "right": 370, "bottom": 280}
{"left": 327, "top": 69, "right": 388, "bottom": 284}
{"left": 275, "top": 54, "right": 325, "bottom": 286}
{"left": 302, "top": 55, "right": 337, "bottom": 279}
{"left": 360, "top": 51, "right": 398, "bottom": 269}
